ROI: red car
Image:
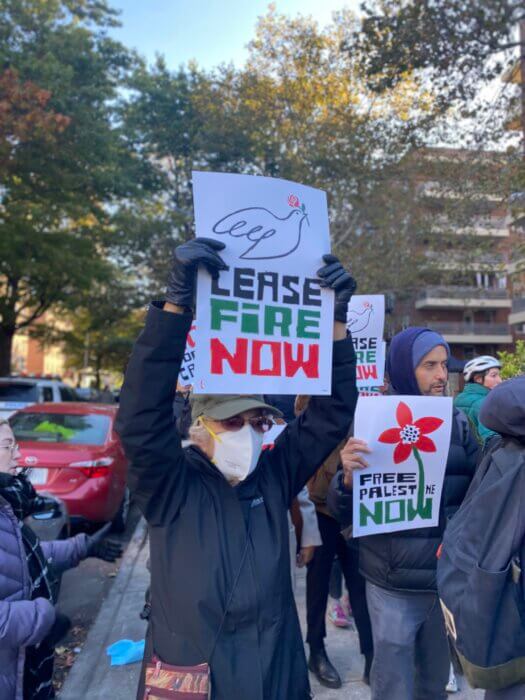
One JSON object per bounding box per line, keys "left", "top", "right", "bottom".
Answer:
{"left": 10, "top": 403, "right": 129, "bottom": 531}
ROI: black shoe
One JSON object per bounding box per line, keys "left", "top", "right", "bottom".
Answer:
{"left": 308, "top": 646, "right": 342, "bottom": 689}
{"left": 363, "top": 651, "right": 373, "bottom": 686}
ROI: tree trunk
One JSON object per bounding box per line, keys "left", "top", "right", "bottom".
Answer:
{"left": 0, "top": 327, "right": 15, "bottom": 376}
{"left": 95, "top": 356, "right": 102, "bottom": 389}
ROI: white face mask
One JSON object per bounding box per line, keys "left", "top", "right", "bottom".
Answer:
{"left": 211, "top": 423, "right": 263, "bottom": 483}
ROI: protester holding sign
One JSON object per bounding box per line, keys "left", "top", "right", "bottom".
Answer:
{"left": 328, "top": 327, "right": 479, "bottom": 700}
{"left": 116, "top": 234, "right": 358, "bottom": 700}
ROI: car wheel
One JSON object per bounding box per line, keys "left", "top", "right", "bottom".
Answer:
{"left": 111, "top": 487, "right": 130, "bottom": 534}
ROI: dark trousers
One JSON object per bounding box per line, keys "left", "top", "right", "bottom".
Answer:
{"left": 306, "top": 511, "right": 373, "bottom": 655}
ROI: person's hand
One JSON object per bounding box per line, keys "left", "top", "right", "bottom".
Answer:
{"left": 296, "top": 546, "right": 316, "bottom": 568}
{"left": 86, "top": 523, "right": 123, "bottom": 562}
{"left": 47, "top": 611, "right": 71, "bottom": 647}
{"left": 340, "top": 438, "right": 371, "bottom": 489}
{"left": 317, "top": 254, "right": 357, "bottom": 323}
{"left": 166, "top": 238, "right": 227, "bottom": 310}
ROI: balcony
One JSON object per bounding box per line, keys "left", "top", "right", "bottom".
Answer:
{"left": 424, "top": 321, "right": 512, "bottom": 345}
{"left": 430, "top": 219, "right": 509, "bottom": 238}
{"left": 424, "top": 252, "right": 507, "bottom": 271}
{"left": 509, "top": 298, "right": 525, "bottom": 326}
{"left": 507, "top": 257, "right": 525, "bottom": 275}
{"left": 418, "top": 182, "right": 502, "bottom": 202}
{"left": 416, "top": 286, "right": 511, "bottom": 310}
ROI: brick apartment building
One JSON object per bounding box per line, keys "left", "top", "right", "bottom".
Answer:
{"left": 504, "top": 58, "right": 525, "bottom": 340}
{"left": 405, "top": 147, "right": 515, "bottom": 361}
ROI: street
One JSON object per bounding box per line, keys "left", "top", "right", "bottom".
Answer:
{"left": 52, "top": 505, "right": 142, "bottom": 694}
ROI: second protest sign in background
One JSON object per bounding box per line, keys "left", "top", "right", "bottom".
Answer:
{"left": 353, "top": 396, "right": 453, "bottom": 537}
{"left": 193, "top": 171, "right": 334, "bottom": 395}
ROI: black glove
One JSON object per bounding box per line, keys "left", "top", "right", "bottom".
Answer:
{"left": 86, "top": 523, "right": 123, "bottom": 562}
{"left": 317, "top": 254, "right": 357, "bottom": 323}
{"left": 166, "top": 237, "right": 228, "bottom": 309}
{"left": 47, "top": 611, "right": 71, "bottom": 647}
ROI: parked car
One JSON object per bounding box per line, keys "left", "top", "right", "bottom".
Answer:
{"left": 75, "top": 386, "right": 116, "bottom": 404}
{"left": 0, "top": 376, "right": 80, "bottom": 419}
{"left": 10, "top": 403, "right": 129, "bottom": 532}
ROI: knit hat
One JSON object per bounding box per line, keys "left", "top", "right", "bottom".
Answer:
{"left": 386, "top": 327, "right": 450, "bottom": 396}
{"left": 412, "top": 331, "right": 450, "bottom": 370}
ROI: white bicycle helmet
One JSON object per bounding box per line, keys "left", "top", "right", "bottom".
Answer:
{"left": 463, "top": 355, "right": 501, "bottom": 382}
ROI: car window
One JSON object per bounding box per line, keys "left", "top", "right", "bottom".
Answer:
{"left": 42, "top": 387, "right": 53, "bottom": 402}
{"left": 0, "top": 383, "right": 38, "bottom": 402}
{"left": 59, "top": 387, "right": 76, "bottom": 402}
{"left": 11, "top": 412, "right": 111, "bottom": 446}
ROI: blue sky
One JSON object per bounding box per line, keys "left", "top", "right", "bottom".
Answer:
{"left": 109, "top": 0, "right": 360, "bottom": 70}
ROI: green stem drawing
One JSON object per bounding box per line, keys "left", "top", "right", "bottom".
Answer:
{"left": 412, "top": 447, "right": 426, "bottom": 514}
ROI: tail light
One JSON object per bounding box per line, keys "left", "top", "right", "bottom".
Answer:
{"left": 69, "top": 457, "right": 113, "bottom": 478}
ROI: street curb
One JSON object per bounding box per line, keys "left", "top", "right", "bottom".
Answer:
{"left": 59, "top": 516, "right": 148, "bottom": 699}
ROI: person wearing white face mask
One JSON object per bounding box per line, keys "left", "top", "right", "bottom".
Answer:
{"left": 188, "top": 396, "right": 275, "bottom": 484}
{"left": 116, "top": 237, "right": 359, "bottom": 700}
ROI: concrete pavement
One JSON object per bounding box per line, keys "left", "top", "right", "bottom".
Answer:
{"left": 59, "top": 517, "right": 483, "bottom": 699}
{"left": 59, "top": 517, "right": 149, "bottom": 699}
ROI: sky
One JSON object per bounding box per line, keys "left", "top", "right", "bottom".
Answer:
{"left": 109, "top": 0, "right": 360, "bottom": 70}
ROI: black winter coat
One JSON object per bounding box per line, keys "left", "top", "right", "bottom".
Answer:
{"left": 116, "top": 303, "right": 358, "bottom": 700}
{"left": 328, "top": 408, "right": 479, "bottom": 592}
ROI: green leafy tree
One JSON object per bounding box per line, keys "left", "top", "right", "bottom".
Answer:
{"left": 121, "top": 8, "right": 435, "bottom": 302}
{"left": 353, "top": 0, "right": 524, "bottom": 146}
{"left": 499, "top": 339, "right": 525, "bottom": 378}
{"left": 33, "top": 275, "right": 145, "bottom": 387}
{"left": 0, "top": 0, "right": 159, "bottom": 374}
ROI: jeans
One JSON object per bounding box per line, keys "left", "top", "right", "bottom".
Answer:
{"left": 366, "top": 581, "right": 449, "bottom": 700}
{"left": 306, "top": 512, "right": 373, "bottom": 655}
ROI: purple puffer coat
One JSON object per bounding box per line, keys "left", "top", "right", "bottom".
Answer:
{"left": 0, "top": 495, "right": 89, "bottom": 700}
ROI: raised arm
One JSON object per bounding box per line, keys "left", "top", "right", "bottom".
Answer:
{"left": 115, "top": 238, "right": 227, "bottom": 525}
{"left": 268, "top": 255, "right": 358, "bottom": 504}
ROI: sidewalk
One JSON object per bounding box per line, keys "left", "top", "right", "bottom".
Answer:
{"left": 59, "top": 518, "right": 149, "bottom": 700}
{"left": 59, "top": 517, "right": 483, "bottom": 699}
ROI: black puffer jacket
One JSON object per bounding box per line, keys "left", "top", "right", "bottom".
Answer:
{"left": 328, "top": 409, "right": 479, "bottom": 592}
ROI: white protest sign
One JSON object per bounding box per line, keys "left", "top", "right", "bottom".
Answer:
{"left": 352, "top": 396, "right": 453, "bottom": 537}
{"left": 193, "top": 171, "right": 334, "bottom": 395}
{"left": 177, "top": 322, "right": 197, "bottom": 387}
{"left": 347, "top": 295, "right": 385, "bottom": 388}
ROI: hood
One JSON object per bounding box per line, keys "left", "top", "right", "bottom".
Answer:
{"left": 386, "top": 327, "right": 449, "bottom": 396}
{"left": 479, "top": 375, "right": 525, "bottom": 439}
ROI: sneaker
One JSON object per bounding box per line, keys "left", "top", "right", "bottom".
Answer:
{"left": 328, "top": 600, "right": 350, "bottom": 628}
{"left": 446, "top": 665, "right": 458, "bottom": 693}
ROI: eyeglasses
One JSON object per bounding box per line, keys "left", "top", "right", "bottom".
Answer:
{"left": 210, "top": 415, "right": 275, "bottom": 434}
{"left": 0, "top": 442, "right": 18, "bottom": 454}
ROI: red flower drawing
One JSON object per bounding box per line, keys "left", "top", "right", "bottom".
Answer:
{"left": 378, "top": 401, "right": 443, "bottom": 464}
{"left": 288, "top": 194, "right": 300, "bottom": 208}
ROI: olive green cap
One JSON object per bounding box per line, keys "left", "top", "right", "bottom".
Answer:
{"left": 190, "top": 394, "right": 282, "bottom": 421}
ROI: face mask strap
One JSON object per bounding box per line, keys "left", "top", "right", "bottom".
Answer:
{"left": 199, "top": 417, "right": 223, "bottom": 444}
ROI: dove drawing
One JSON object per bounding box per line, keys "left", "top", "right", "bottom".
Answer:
{"left": 212, "top": 202, "right": 309, "bottom": 260}
{"left": 347, "top": 303, "right": 374, "bottom": 334}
